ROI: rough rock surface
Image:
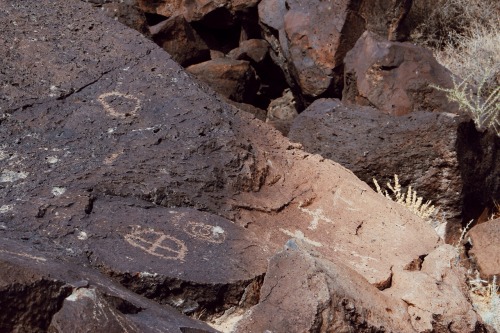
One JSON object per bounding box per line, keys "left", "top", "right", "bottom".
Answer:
{"left": 456, "top": 124, "right": 500, "bottom": 226}
{"left": 150, "top": 15, "right": 210, "bottom": 67}
{"left": 466, "top": 219, "right": 500, "bottom": 279}
{"left": 258, "top": 0, "right": 365, "bottom": 100}
{"left": 186, "top": 58, "right": 259, "bottom": 103}
{"left": 384, "top": 244, "right": 482, "bottom": 332}
{"left": 0, "top": 238, "right": 218, "bottom": 333}
{"left": 0, "top": 0, "right": 488, "bottom": 332}
{"left": 343, "top": 31, "right": 457, "bottom": 115}
{"left": 227, "top": 39, "right": 270, "bottom": 65}
{"left": 257, "top": 0, "right": 419, "bottom": 104}
{"left": 288, "top": 98, "right": 465, "bottom": 228}
{"left": 235, "top": 240, "right": 416, "bottom": 332}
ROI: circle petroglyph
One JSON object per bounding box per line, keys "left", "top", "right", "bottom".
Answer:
{"left": 98, "top": 91, "right": 141, "bottom": 118}
{"left": 124, "top": 228, "right": 187, "bottom": 262}
{"left": 183, "top": 222, "right": 226, "bottom": 244}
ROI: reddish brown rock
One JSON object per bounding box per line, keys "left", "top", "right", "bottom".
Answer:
{"left": 186, "top": 58, "right": 259, "bottom": 103}
{"left": 467, "top": 219, "right": 500, "bottom": 280}
{"left": 100, "top": 1, "right": 149, "bottom": 34}
{"left": 137, "top": 0, "right": 183, "bottom": 17}
{"left": 258, "top": 0, "right": 418, "bottom": 103}
{"left": 149, "top": 15, "right": 210, "bottom": 66}
{"left": 235, "top": 241, "right": 415, "bottom": 332}
{"left": 342, "top": 31, "right": 457, "bottom": 115}
{"left": 227, "top": 39, "right": 270, "bottom": 65}
{"left": 288, "top": 98, "right": 465, "bottom": 229}
{"left": 384, "top": 245, "right": 482, "bottom": 332}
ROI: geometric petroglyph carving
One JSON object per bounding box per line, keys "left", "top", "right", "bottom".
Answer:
{"left": 98, "top": 91, "right": 141, "bottom": 118}
{"left": 124, "top": 228, "right": 187, "bottom": 262}
{"left": 183, "top": 222, "right": 226, "bottom": 244}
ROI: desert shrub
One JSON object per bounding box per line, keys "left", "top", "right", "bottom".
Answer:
{"left": 468, "top": 273, "right": 500, "bottom": 330}
{"left": 410, "top": 0, "right": 500, "bottom": 50}
{"left": 412, "top": 0, "right": 500, "bottom": 135}
{"left": 432, "top": 76, "right": 499, "bottom": 135}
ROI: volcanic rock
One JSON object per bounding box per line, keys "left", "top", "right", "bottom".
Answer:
{"left": 0, "top": 0, "right": 488, "bottom": 331}
{"left": 0, "top": 238, "right": 218, "bottom": 333}
{"left": 149, "top": 15, "right": 210, "bottom": 67}
{"left": 235, "top": 240, "right": 415, "bottom": 332}
{"left": 384, "top": 244, "right": 483, "bottom": 332}
{"left": 466, "top": 218, "right": 500, "bottom": 280}
{"left": 227, "top": 39, "right": 270, "bottom": 65}
{"left": 288, "top": 98, "right": 465, "bottom": 229}
{"left": 85, "top": 199, "right": 269, "bottom": 318}
{"left": 359, "top": 0, "right": 414, "bottom": 41}
{"left": 456, "top": 124, "right": 500, "bottom": 226}
{"left": 186, "top": 58, "right": 259, "bottom": 103}
{"left": 342, "top": 31, "right": 457, "bottom": 115}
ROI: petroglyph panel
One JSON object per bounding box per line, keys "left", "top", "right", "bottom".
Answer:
{"left": 125, "top": 228, "right": 187, "bottom": 262}
{"left": 183, "top": 222, "right": 226, "bottom": 244}
{"left": 98, "top": 91, "right": 141, "bottom": 118}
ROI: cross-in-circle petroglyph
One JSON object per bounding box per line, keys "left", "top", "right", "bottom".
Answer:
{"left": 98, "top": 91, "right": 141, "bottom": 118}
{"left": 183, "top": 222, "right": 226, "bottom": 244}
{"left": 125, "top": 228, "right": 187, "bottom": 261}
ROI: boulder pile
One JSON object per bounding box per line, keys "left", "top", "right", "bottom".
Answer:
{"left": 1, "top": 0, "right": 498, "bottom": 332}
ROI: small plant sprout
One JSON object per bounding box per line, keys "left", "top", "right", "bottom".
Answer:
{"left": 373, "top": 174, "right": 436, "bottom": 220}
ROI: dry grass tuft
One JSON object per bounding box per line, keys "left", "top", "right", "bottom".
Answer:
{"left": 373, "top": 174, "right": 436, "bottom": 220}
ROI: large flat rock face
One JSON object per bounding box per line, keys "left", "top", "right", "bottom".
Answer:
{"left": 1, "top": 0, "right": 483, "bottom": 331}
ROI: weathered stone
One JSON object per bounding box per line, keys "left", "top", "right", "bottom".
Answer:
{"left": 0, "top": 0, "right": 487, "bottom": 331}
{"left": 225, "top": 99, "right": 267, "bottom": 121}
{"left": 100, "top": 1, "right": 149, "bottom": 34}
{"left": 288, "top": 98, "right": 465, "bottom": 230}
{"left": 456, "top": 124, "right": 500, "bottom": 227}
{"left": 0, "top": 238, "right": 218, "bottom": 333}
{"left": 258, "top": 0, "right": 418, "bottom": 103}
{"left": 235, "top": 241, "right": 416, "bottom": 332}
{"left": 227, "top": 39, "right": 270, "bottom": 65}
{"left": 384, "top": 244, "right": 482, "bottom": 332}
{"left": 186, "top": 58, "right": 259, "bottom": 103}
{"left": 150, "top": 15, "right": 210, "bottom": 67}
{"left": 136, "top": 0, "right": 183, "bottom": 17}
{"left": 343, "top": 31, "right": 457, "bottom": 115}
{"left": 467, "top": 219, "right": 500, "bottom": 280}
{"left": 358, "top": 0, "right": 414, "bottom": 41}
{"left": 85, "top": 200, "right": 268, "bottom": 318}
